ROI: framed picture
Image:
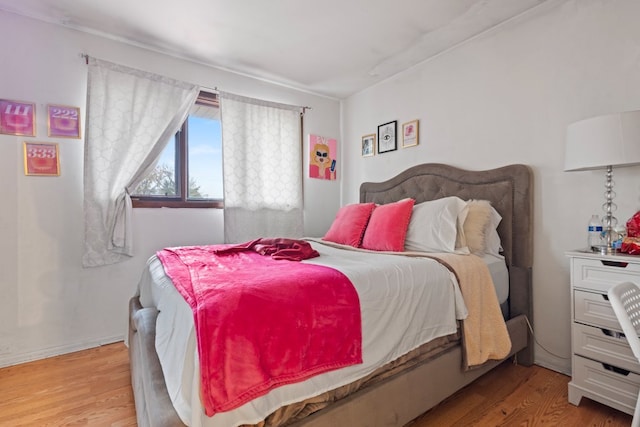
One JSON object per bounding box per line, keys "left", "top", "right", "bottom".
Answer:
{"left": 47, "top": 104, "right": 81, "bottom": 138}
{"left": 361, "top": 134, "right": 375, "bottom": 157}
{"left": 377, "top": 120, "right": 397, "bottom": 154}
{"left": 402, "top": 119, "right": 419, "bottom": 148}
{"left": 309, "top": 134, "right": 338, "bottom": 180}
{"left": 0, "top": 99, "right": 35, "bottom": 136}
{"left": 23, "top": 142, "right": 60, "bottom": 176}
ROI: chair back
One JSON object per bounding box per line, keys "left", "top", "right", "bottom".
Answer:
{"left": 608, "top": 281, "right": 640, "bottom": 361}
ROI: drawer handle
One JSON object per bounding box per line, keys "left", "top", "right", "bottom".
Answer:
{"left": 601, "top": 328, "right": 625, "bottom": 339}
{"left": 601, "top": 260, "right": 629, "bottom": 268}
{"left": 603, "top": 363, "right": 631, "bottom": 376}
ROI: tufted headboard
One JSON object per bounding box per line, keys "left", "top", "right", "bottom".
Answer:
{"left": 360, "top": 163, "right": 533, "bottom": 325}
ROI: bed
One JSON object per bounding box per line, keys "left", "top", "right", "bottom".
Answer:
{"left": 128, "top": 162, "right": 534, "bottom": 427}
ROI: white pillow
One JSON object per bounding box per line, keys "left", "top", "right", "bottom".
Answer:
{"left": 404, "top": 196, "right": 469, "bottom": 253}
{"left": 485, "top": 206, "right": 503, "bottom": 257}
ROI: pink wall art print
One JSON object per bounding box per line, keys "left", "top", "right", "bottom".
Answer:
{"left": 0, "top": 99, "right": 35, "bottom": 136}
{"left": 309, "top": 134, "right": 337, "bottom": 180}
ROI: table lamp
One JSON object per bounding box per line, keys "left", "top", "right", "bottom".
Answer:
{"left": 565, "top": 110, "right": 640, "bottom": 254}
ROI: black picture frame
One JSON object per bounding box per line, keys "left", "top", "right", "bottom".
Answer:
{"left": 377, "top": 120, "right": 397, "bottom": 154}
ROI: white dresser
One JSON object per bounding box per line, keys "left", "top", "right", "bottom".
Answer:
{"left": 568, "top": 250, "right": 640, "bottom": 414}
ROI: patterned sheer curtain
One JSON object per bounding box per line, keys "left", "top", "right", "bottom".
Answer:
{"left": 220, "top": 93, "right": 303, "bottom": 243}
{"left": 83, "top": 58, "right": 198, "bottom": 267}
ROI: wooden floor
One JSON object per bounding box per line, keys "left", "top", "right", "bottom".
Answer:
{"left": 0, "top": 342, "right": 137, "bottom": 426}
{"left": 0, "top": 342, "right": 632, "bottom": 427}
{"left": 407, "top": 360, "right": 633, "bottom": 427}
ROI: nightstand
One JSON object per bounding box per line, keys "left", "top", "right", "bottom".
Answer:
{"left": 567, "top": 250, "right": 640, "bottom": 415}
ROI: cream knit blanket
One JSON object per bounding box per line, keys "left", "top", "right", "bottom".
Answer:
{"left": 419, "top": 252, "right": 512, "bottom": 368}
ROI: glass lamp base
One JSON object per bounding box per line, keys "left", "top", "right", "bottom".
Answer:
{"left": 590, "top": 245, "right": 618, "bottom": 255}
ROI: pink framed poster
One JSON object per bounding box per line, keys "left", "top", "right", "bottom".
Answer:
{"left": 23, "top": 142, "right": 60, "bottom": 176}
{"left": 0, "top": 99, "right": 35, "bottom": 136}
{"left": 402, "top": 119, "right": 419, "bottom": 148}
{"left": 47, "top": 104, "right": 81, "bottom": 138}
{"left": 309, "top": 134, "right": 337, "bottom": 180}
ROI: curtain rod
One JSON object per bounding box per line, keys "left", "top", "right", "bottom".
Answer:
{"left": 218, "top": 90, "right": 310, "bottom": 113}
{"left": 81, "top": 53, "right": 311, "bottom": 113}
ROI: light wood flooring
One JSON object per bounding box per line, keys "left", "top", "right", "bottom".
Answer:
{"left": 0, "top": 342, "right": 633, "bottom": 426}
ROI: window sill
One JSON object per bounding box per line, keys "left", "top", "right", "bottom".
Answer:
{"left": 132, "top": 199, "right": 223, "bottom": 209}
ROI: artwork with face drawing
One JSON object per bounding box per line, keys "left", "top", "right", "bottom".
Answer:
{"left": 309, "top": 134, "right": 337, "bottom": 180}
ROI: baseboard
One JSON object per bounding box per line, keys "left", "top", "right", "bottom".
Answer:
{"left": 534, "top": 358, "right": 571, "bottom": 376}
{"left": 0, "top": 335, "right": 124, "bottom": 369}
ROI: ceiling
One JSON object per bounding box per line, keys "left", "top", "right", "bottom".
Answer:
{"left": 0, "top": 0, "right": 550, "bottom": 99}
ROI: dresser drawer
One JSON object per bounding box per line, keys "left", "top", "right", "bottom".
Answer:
{"left": 571, "top": 257, "right": 640, "bottom": 293}
{"left": 574, "top": 289, "right": 621, "bottom": 330}
{"left": 572, "top": 355, "right": 640, "bottom": 411}
{"left": 572, "top": 322, "right": 640, "bottom": 373}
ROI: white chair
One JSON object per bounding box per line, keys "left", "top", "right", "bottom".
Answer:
{"left": 608, "top": 281, "right": 640, "bottom": 427}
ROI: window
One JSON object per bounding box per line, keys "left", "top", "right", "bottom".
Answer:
{"left": 132, "top": 92, "right": 223, "bottom": 208}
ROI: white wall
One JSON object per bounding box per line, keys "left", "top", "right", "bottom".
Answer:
{"left": 342, "top": 0, "right": 640, "bottom": 374}
{"left": 0, "top": 11, "right": 341, "bottom": 367}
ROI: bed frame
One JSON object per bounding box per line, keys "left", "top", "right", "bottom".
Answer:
{"left": 128, "top": 163, "right": 534, "bottom": 427}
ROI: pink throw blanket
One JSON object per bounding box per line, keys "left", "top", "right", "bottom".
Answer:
{"left": 213, "top": 237, "right": 320, "bottom": 261}
{"left": 156, "top": 244, "right": 362, "bottom": 416}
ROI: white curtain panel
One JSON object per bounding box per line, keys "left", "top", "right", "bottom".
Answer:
{"left": 220, "top": 93, "right": 303, "bottom": 243}
{"left": 83, "top": 58, "right": 198, "bottom": 267}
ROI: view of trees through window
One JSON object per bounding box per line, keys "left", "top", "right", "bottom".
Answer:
{"left": 132, "top": 93, "right": 222, "bottom": 207}
{"left": 134, "top": 162, "right": 205, "bottom": 198}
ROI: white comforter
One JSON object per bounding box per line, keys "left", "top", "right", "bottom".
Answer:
{"left": 137, "top": 241, "right": 468, "bottom": 427}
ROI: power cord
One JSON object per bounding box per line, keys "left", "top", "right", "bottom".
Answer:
{"left": 524, "top": 315, "right": 571, "bottom": 360}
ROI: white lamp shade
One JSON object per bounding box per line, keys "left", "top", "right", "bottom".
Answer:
{"left": 564, "top": 110, "right": 640, "bottom": 171}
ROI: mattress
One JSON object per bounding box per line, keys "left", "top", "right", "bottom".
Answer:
{"left": 137, "top": 241, "right": 507, "bottom": 427}
{"left": 482, "top": 253, "right": 509, "bottom": 317}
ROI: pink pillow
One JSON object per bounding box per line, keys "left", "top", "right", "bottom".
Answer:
{"left": 361, "top": 198, "right": 415, "bottom": 251}
{"left": 323, "top": 203, "right": 376, "bottom": 247}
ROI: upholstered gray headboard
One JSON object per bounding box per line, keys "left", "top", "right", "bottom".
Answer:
{"left": 360, "top": 163, "right": 533, "bottom": 324}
